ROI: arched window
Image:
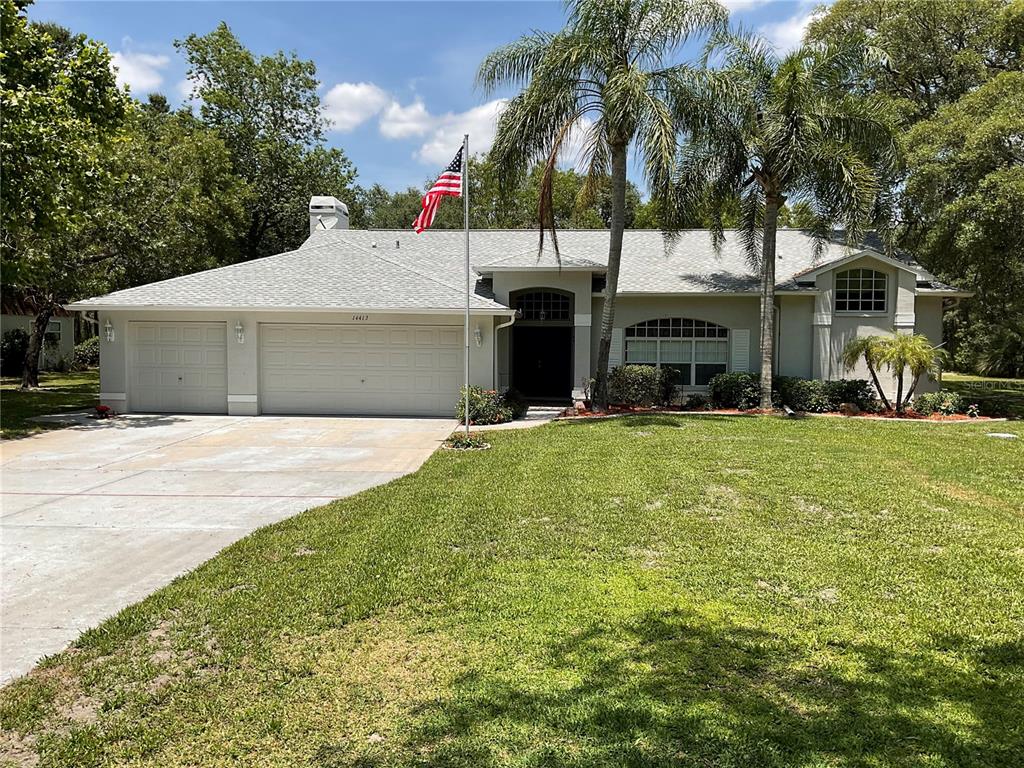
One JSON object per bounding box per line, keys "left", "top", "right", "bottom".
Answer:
{"left": 513, "top": 290, "right": 571, "bottom": 322}
{"left": 625, "top": 318, "right": 729, "bottom": 386}
{"left": 835, "top": 268, "right": 887, "bottom": 312}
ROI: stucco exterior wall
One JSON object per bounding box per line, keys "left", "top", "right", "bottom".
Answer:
{"left": 98, "top": 309, "right": 500, "bottom": 415}
{"left": 913, "top": 295, "right": 945, "bottom": 395}
{"left": 777, "top": 296, "right": 814, "bottom": 378}
{"left": 0, "top": 314, "right": 75, "bottom": 370}
{"left": 810, "top": 255, "right": 944, "bottom": 399}
{"left": 589, "top": 294, "right": 763, "bottom": 377}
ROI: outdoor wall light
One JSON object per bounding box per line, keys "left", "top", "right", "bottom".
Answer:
{"left": 473, "top": 326, "right": 483, "bottom": 347}
{"left": 235, "top": 321, "right": 245, "bottom": 344}
{"left": 103, "top": 319, "right": 115, "bottom": 343}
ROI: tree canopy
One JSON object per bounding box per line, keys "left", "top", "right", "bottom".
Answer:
{"left": 176, "top": 23, "right": 358, "bottom": 260}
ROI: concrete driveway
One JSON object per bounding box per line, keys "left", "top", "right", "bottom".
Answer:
{"left": 0, "top": 414, "right": 455, "bottom": 683}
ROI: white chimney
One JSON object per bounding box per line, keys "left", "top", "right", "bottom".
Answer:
{"left": 309, "top": 196, "right": 349, "bottom": 234}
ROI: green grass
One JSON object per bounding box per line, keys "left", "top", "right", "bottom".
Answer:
{"left": 0, "top": 369, "right": 99, "bottom": 439}
{"left": 1, "top": 415, "right": 1022, "bottom": 767}
{"left": 943, "top": 372, "right": 1024, "bottom": 419}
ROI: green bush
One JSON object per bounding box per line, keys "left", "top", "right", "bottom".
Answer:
{"left": 503, "top": 388, "right": 529, "bottom": 419}
{"left": 1, "top": 328, "right": 29, "bottom": 377}
{"left": 71, "top": 336, "right": 100, "bottom": 370}
{"left": 455, "top": 386, "right": 514, "bottom": 425}
{"left": 445, "top": 431, "right": 490, "bottom": 450}
{"left": 708, "top": 372, "right": 761, "bottom": 409}
{"left": 683, "top": 393, "right": 711, "bottom": 411}
{"left": 608, "top": 365, "right": 664, "bottom": 407}
{"left": 773, "top": 376, "right": 874, "bottom": 413}
{"left": 913, "top": 390, "right": 967, "bottom": 416}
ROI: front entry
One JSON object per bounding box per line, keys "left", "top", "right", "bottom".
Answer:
{"left": 512, "top": 325, "right": 573, "bottom": 400}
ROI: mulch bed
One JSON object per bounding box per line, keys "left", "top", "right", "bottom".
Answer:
{"left": 560, "top": 405, "right": 996, "bottom": 421}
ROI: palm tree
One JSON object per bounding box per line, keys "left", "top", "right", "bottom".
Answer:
{"left": 882, "top": 333, "right": 943, "bottom": 412}
{"left": 478, "top": 0, "right": 728, "bottom": 409}
{"left": 842, "top": 333, "right": 944, "bottom": 412}
{"left": 840, "top": 335, "right": 891, "bottom": 410}
{"left": 673, "top": 32, "right": 900, "bottom": 408}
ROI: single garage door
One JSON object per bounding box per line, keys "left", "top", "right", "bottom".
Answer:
{"left": 129, "top": 322, "right": 227, "bottom": 413}
{"left": 260, "top": 323, "right": 462, "bottom": 416}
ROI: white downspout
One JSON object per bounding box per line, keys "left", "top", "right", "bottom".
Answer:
{"left": 493, "top": 312, "right": 517, "bottom": 391}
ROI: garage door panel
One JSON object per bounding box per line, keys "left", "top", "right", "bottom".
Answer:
{"left": 129, "top": 322, "right": 227, "bottom": 414}
{"left": 260, "top": 323, "right": 462, "bottom": 416}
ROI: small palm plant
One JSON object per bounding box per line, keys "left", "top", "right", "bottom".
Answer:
{"left": 478, "top": 0, "right": 728, "bottom": 409}
{"left": 840, "top": 335, "right": 891, "bottom": 410}
{"left": 842, "top": 333, "right": 944, "bottom": 413}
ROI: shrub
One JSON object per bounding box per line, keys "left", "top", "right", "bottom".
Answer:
{"left": 659, "top": 366, "right": 684, "bottom": 406}
{"left": 913, "top": 390, "right": 967, "bottom": 416}
{"left": 71, "top": 336, "right": 100, "bottom": 370}
{"left": 683, "top": 393, "right": 711, "bottom": 411}
{"left": 503, "top": 388, "right": 529, "bottom": 419}
{"left": 608, "top": 364, "right": 663, "bottom": 407}
{"left": 773, "top": 376, "right": 875, "bottom": 413}
{"left": 708, "top": 372, "right": 761, "bottom": 409}
{"left": 455, "top": 386, "right": 514, "bottom": 425}
{"left": 1, "top": 328, "right": 29, "bottom": 377}
{"left": 445, "top": 431, "right": 490, "bottom": 450}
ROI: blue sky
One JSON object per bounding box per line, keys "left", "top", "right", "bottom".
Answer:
{"left": 32, "top": 1, "right": 824, "bottom": 193}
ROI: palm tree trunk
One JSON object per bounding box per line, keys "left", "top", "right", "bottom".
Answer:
{"left": 20, "top": 309, "right": 53, "bottom": 390}
{"left": 758, "top": 194, "right": 781, "bottom": 410}
{"left": 894, "top": 369, "right": 905, "bottom": 413}
{"left": 866, "top": 361, "right": 892, "bottom": 411}
{"left": 593, "top": 141, "right": 628, "bottom": 411}
{"left": 904, "top": 373, "right": 921, "bottom": 407}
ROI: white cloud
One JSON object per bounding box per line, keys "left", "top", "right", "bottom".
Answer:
{"left": 379, "top": 99, "right": 434, "bottom": 139}
{"left": 414, "top": 99, "right": 509, "bottom": 165}
{"left": 758, "top": 7, "right": 820, "bottom": 53}
{"left": 320, "top": 79, "right": 577, "bottom": 168}
{"left": 722, "top": 0, "right": 772, "bottom": 10}
{"left": 110, "top": 51, "right": 170, "bottom": 94}
{"left": 322, "top": 82, "right": 391, "bottom": 132}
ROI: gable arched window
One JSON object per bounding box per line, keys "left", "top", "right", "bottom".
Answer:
{"left": 625, "top": 318, "right": 729, "bottom": 386}
{"left": 513, "top": 290, "right": 572, "bottom": 322}
{"left": 835, "top": 268, "right": 887, "bottom": 312}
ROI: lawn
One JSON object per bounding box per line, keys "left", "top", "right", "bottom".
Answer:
{"left": 1, "top": 415, "right": 1022, "bottom": 767}
{"left": 0, "top": 370, "right": 99, "bottom": 439}
{"left": 943, "top": 372, "right": 1024, "bottom": 420}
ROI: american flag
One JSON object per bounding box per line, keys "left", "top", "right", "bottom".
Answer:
{"left": 413, "top": 146, "right": 463, "bottom": 233}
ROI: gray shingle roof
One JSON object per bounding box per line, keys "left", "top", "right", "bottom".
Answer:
{"left": 70, "top": 227, "right": 962, "bottom": 311}
{"left": 70, "top": 238, "right": 508, "bottom": 312}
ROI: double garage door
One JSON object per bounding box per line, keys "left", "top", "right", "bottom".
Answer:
{"left": 260, "top": 323, "right": 462, "bottom": 417}
{"left": 128, "top": 321, "right": 462, "bottom": 417}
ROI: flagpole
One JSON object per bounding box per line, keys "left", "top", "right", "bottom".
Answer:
{"left": 463, "top": 133, "right": 470, "bottom": 437}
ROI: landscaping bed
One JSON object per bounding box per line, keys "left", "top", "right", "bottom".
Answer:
{"left": 1, "top": 415, "right": 1021, "bottom": 767}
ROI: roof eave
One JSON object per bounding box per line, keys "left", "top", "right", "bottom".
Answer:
{"left": 66, "top": 302, "right": 515, "bottom": 315}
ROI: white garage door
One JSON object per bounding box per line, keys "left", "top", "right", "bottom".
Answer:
{"left": 260, "top": 323, "right": 462, "bottom": 416}
{"left": 129, "top": 322, "right": 227, "bottom": 414}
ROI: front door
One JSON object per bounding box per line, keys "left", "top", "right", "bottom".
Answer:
{"left": 512, "top": 326, "right": 573, "bottom": 400}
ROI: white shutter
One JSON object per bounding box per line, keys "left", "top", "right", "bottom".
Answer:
{"left": 609, "top": 327, "right": 624, "bottom": 368}
{"left": 730, "top": 329, "right": 750, "bottom": 372}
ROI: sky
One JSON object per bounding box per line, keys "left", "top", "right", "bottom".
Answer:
{"left": 31, "top": 0, "right": 826, "bottom": 193}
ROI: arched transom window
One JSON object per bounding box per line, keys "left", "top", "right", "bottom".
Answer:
{"left": 625, "top": 318, "right": 729, "bottom": 386}
{"left": 835, "top": 268, "right": 887, "bottom": 312}
{"left": 514, "top": 291, "right": 571, "bottom": 322}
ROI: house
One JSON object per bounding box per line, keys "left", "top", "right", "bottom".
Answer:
{"left": 68, "top": 196, "right": 969, "bottom": 417}
{"left": 0, "top": 294, "right": 77, "bottom": 371}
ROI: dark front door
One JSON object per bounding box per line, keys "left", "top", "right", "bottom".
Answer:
{"left": 512, "top": 326, "right": 573, "bottom": 400}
